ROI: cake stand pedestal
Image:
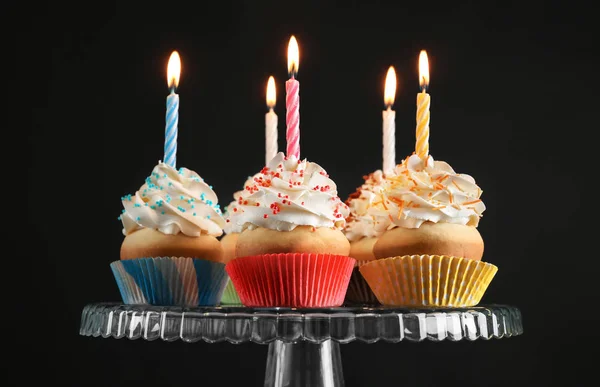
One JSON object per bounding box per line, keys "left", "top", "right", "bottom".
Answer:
{"left": 80, "top": 303, "right": 523, "bottom": 387}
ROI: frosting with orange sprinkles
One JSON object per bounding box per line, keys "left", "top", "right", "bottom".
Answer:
{"left": 369, "top": 154, "right": 485, "bottom": 229}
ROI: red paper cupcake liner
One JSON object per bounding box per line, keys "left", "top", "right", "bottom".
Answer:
{"left": 225, "top": 253, "right": 355, "bottom": 307}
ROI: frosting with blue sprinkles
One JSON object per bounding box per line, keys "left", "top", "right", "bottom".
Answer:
{"left": 119, "top": 161, "right": 226, "bottom": 237}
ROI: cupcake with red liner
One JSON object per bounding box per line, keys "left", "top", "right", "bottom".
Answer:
{"left": 226, "top": 152, "right": 355, "bottom": 307}
{"left": 360, "top": 153, "right": 497, "bottom": 307}
{"left": 112, "top": 161, "right": 229, "bottom": 306}
{"left": 342, "top": 170, "right": 393, "bottom": 305}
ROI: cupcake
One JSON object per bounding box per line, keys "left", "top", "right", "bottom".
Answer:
{"left": 342, "top": 170, "right": 392, "bottom": 304}
{"left": 218, "top": 174, "right": 258, "bottom": 305}
{"left": 360, "top": 154, "right": 497, "bottom": 307}
{"left": 225, "top": 152, "right": 355, "bottom": 307}
{"left": 111, "top": 161, "right": 229, "bottom": 306}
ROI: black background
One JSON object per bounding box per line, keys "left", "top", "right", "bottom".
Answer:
{"left": 22, "top": 1, "right": 597, "bottom": 386}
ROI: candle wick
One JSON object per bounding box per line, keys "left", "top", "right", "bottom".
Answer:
{"left": 170, "top": 85, "right": 176, "bottom": 94}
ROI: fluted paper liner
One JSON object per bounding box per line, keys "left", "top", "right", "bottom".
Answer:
{"left": 110, "top": 257, "right": 228, "bottom": 306}
{"left": 225, "top": 253, "right": 355, "bottom": 307}
{"left": 359, "top": 255, "right": 498, "bottom": 307}
{"left": 220, "top": 278, "right": 242, "bottom": 305}
{"left": 344, "top": 261, "right": 380, "bottom": 305}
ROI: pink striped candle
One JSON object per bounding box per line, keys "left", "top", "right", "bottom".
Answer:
{"left": 286, "top": 36, "right": 300, "bottom": 159}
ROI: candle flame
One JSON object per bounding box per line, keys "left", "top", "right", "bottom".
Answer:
{"left": 167, "top": 51, "right": 181, "bottom": 89}
{"left": 384, "top": 66, "right": 397, "bottom": 107}
{"left": 266, "top": 76, "right": 276, "bottom": 108}
{"left": 287, "top": 36, "right": 299, "bottom": 76}
{"left": 419, "top": 50, "right": 429, "bottom": 89}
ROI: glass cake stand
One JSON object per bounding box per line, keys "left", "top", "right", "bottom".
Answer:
{"left": 79, "top": 303, "right": 523, "bottom": 386}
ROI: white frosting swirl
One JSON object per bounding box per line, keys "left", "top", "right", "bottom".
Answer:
{"left": 370, "top": 154, "right": 485, "bottom": 229}
{"left": 119, "top": 162, "right": 225, "bottom": 237}
{"left": 222, "top": 175, "right": 257, "bottom": 234}
{"left": 228, "top": 152, "right": 349, "bottom": 231}
{"left": 343, "top": 170, "right": 393, "bottom": 241}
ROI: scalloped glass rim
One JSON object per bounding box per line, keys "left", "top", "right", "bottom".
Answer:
{"left": 79, "top": 303, "right": 523, "bottom": 344}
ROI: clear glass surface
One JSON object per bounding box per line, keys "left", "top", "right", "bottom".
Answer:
{"left": 80, "top": 303, "right": 523, "bottom": 387}
{"left": 80, "top": 303, "right": 523, "bottom": 343}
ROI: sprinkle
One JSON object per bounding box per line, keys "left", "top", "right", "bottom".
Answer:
{"left": 191, "top": 205, "right": 195, "bottom": 209}
{"left": 117, "top": 216, "right": 121, "bottom": 221}
{"left": 263, "top": 214, "right": 269, "bottom": 218}
{"left": 177, "top": 206, "right": 186, "bottom": 212}
{"left": 150, "top": 205, "right": 156, "bottom": 209}
{"left": 207, "top": 215, "right": 211, "bottom": 219}
{"left": 136, "top": 216, "right": 141, "bottom": 221}
{"left": 180, "top": 195, "right": 184, "bottom": 200}
{"left": 163, "top": 174, "right": 167, "bottom": 178}
{"left": 193, "top": 213, "right": 197, "bottom": 216}
{"left": 122, "top": 209, "right": 126, "bottom": 213}
{"left": 161, "top": 211, "right": 165, "bottom": 214}
{"left": 209, "top": 185, "right": 213, "bottom": 189}
{"left": 134, "top": 203, "right": 141, "bottom": 208}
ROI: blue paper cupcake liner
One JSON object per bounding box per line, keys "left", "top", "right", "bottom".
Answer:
{"left": 219, "top": 279, "right": 243, "bottom": 306}
{"left": 110, "top": 257, "right": 228, "bottom": 306}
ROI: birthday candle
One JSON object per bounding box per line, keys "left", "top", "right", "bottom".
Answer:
{"left": 383, "top": 66, "right": 397, "bottom": 175}
{"left": 285, "top": 36, "right": 300, "bottom": 159}
{"left": 416, "top": 50, "right": 431, "bottom": 161}
{"left": 265, "top": 76, "right": 278, "bottom": 164}
{"left": 165, "top": 51, "right": 181, "bottom": 168}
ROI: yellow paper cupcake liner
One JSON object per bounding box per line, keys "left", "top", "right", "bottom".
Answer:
{"left": 358, "top": 255, "right": 498, "bottom": 307}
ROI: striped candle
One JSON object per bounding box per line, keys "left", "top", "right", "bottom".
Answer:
{"left": 286, "top": 36, "right": 300, "bottom": 159}
{"left": 416, "top": 50, "right": 430, "bottom": 162}
{"left": 165, "top": 51, "right": 181, "bottom": 168}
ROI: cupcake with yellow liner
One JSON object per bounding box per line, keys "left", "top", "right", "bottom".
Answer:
{"left": 342, "top": 170, "right": 393, "bottom": 305}
{"left": 360, "top": 153, "right": 497, "bottom": 307}
{"left": 226, "top": 152, "right": 355, "bottom": 307}
{"left": 111, "top": 161, "right": 229, "bottom": 306}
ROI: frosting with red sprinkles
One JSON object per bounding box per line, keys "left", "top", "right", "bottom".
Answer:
{"left": 227, "top": 152, "right": 349, "bottom": 232}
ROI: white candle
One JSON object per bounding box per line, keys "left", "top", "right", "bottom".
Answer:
{"left": 383, "top": 66, "right": 397, "bottom": 175}
{"left": 265, "top": 76, "right": 278, "bottom": 164}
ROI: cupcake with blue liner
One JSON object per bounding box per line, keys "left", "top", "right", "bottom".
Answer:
{"left": 112, "top": 161, "right": 228, "bottom": 306}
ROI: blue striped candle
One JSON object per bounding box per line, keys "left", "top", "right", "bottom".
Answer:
{"left": 165, "top": 51, "right": 181, "bottom": 168}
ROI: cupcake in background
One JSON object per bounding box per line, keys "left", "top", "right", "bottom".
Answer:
{"left": 220, "top": 177, "right": 254, "bottom": 264}
{"left": 342, "top": 170, "right": 392, "bottom": 305}
{"left": 226, "top": 152, "right": 355, "bottom": 307}
{"left": 112, "top": 161, "right": 229, "bottom": 306}
{"left": 219, "top": 174, "right": 258, "bottom": 305}
{"left": 360, "top": 153, "right": 497, "bottom": 307}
